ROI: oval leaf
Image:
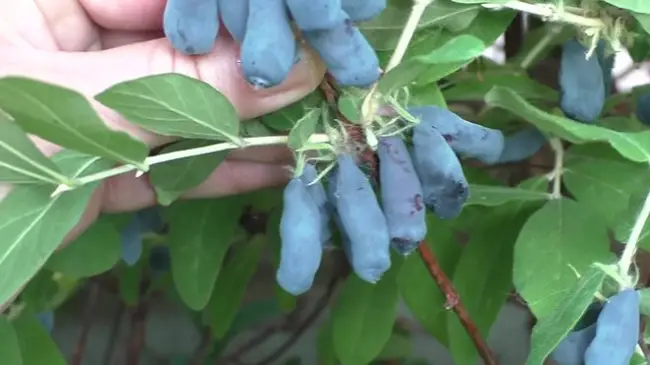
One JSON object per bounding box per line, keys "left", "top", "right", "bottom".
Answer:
{"left": 0, "top": 317, "right": 22, "bottom": 365}
{"left": 95, "top": 73, "right": 240, "bottom": 142}
{"left": 288, "top": 108, "right": 321, "bottom": 150}
{"left": 332, "top": 261, "right": 400, "bottom": 365}
{"left": 0, "top": 77, "right": 148, "bottom": 169}
{"left": 166, "top": 196, "right": 245, "bottom": 310}
{"left": 513, "top": 199, "right": 612, "bottom": 320}
{"left": 601, "top": 0, "right": 650, "bottom": 14}
{"left": 0, "top": 151, "right": 112, "bottom": 306}
{"left": 0, "top": 114, "right": 68, "bottom": 185}
{"left": 485, "top": 86, "right": 650, "bottom": 163}
{"left": 14, "top": 314, "right": 66, "bottom": 365}
{"left": 46, "top": 218, "right": 121, "bottom": 278}
{"left": 526, "top": 267, "right": 606, "bottom": 365}
{"left": 414, "top": 34, "right": 486, "bottom": 64}
{"left": 205, "top": 234, "right": 266, "bottom": 339}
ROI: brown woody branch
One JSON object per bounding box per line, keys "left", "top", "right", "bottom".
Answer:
{"left": 318, "top": 76, "right": 497, "bottom": 365}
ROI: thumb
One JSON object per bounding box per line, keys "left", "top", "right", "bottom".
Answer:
{"left": 2, "top": 36, "right": 326, "bottom": 147}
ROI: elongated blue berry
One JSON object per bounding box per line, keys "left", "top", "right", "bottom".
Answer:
{"left": 496, "top": 127, "right": 547, "bottom": 164}
{"left": 277, "top": 178, "right": 323, "bottom": 295}
{"left": 241, "top": 0, "right": 296, "bottom": 88}
{"left": 303, "top": 13, "right": 380, "bottom": 87}
{"left": 300, "top": 164, "right": 333, "bottom": 248}
{"left": 329, "top": 154, "right": 391, "bottom": 283}
{"left": 163, "top": 0, "right": 219, "bottom": 55}
{"left": 412, "top": 123, "right": 469, "bottom": 220}
{"left": 377, "top": 136, "right": 427, "bottom": 255}
{"left": 636, "top": 92, "right": 650, "bottom": 126}
{"left": 551, "top": 324, "right": 596, "bottom": 365}
{"left": 35, "top": 311, "right": 55, "bottom": 334}
{"left": 584, "top": 289, "right": 640, "bottom": 365}
{"left": 287, "top": 0, "right": 344, "bottom": 31}
{"left": 120, "top": 215, "right": 143, "bottom": 266}
{"left": 219, "top": 0, "right": 248, "bottom": 43}
{"left": 559, "top": 39, "right": 605, "bottom": 123}
{"left": 408, "top": 106, "right": 505, "bottom": 165}
{"left": 342, "top": 0, "right": 386, "bottom": 21}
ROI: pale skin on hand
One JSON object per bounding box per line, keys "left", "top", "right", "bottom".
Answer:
{"left": 0, "top": 0, "right": 326, "bottom": 310}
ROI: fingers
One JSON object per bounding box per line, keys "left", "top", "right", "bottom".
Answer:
{"left": 3, "top": 36, "right": 325, "bottom": 149}
{"left": 102, "top": 159, "right": 290, "bottom": 212}
{"left": 78, "top": 0, "right": 166, "bottom": 31}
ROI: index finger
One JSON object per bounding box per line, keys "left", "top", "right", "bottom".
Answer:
{"left": 79, "top": 0, "right": 166, "bottom": 31}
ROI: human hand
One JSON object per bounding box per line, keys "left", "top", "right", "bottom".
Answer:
{"left": 0, "top": 0, "right": 326, "bottom": 244}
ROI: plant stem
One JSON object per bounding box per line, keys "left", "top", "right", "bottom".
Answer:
{"left": 549, "top": 138, "right": 564, "bottom": 199}
{"left": 619, "top": 189, "right": 650, "bottom": 286}
{"left": 483, "top": 1, "right": 605, "bottom": 28}
{"left": 361, "top": 0, "right": 433, "bottom": 123}
{"left": 518, "top": 24, "right": 563, "bottom": 69}
{"left": 56, "top": 134, "right": 331, "bottom": 195}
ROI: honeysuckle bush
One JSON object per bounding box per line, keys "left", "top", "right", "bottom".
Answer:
{"left": 3, "top": 0, "right": 650, "bottom": 364}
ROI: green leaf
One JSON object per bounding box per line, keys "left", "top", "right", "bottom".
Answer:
{"left": 513, "top": 199, "right": 612, "bottom": 320}
{"left": 0, "top": 114, "right": 69, "bottom": 185}
{"left": 205, "top": 234, "right": 265, "bottom": 339}
{"left": 0, "top": 316, "right": 22, "bottom": 365}
{"left": 149, "top": 140, "right": 229, "bottom": 206}
{"left": 166, "top": 197, "right": 245, "bottom": 310}
{"left": 447, "top": 210, "right": 527, "bottom": 365}
{"left": 14, "top": 314, "right": 66, "bottom": 365}
{"left": 414, "top": 35, "right": 485, "bottom": 64}
{"left": 19, "top": 271, "right": 60, "bottom": 312}
{"left": 564, "top": 144, "right": 650, "bottom": 226}
{"left": 288, "top": 108, "right": 321, "bottom": 150}
{"left": 443, "top": 70, "right": 558, "bottom": 102}
{"left": 378, "top": 9, "right": 515, "bottom": 93}
{"left": 466, "top": 184, "right": 550, "bottom": 207}
{"left": 601, "top": 0, "right": 650, "bottom": 14}
{"left": 119, "top": 264, "right": 142, "bottom": 307}
{"left": 332, "top": 260, "right": 401, "bottom": 365}
{"left": 639, "top": 288, "right": 650, "bottom": 316}
{"left": 613, "top": 191, "right": 650, "bottom": 252}
{"left": 398, "top": 215, "right": 462, "bottom": 345}
{"left": 485, "top": 86, "right": 650, "bottom": 163}
{"left": 0, "top": 151, "right": 112, "bottom": 307}
{"left": 360, "top": 0, "right": 481, "bottom": 51}
{"left": 376, "top": 332, "right": 413, "bottom": 360}
{"left": 525, "top": 267, "right": 606, "bottom": 365}
{"left": 95, "top": 74, "right": 240, "bottom": 142}
{"left": 634, "top": 12, "right": 650, "bottom": 35}
{"left": 0, "top": 77, "right": 148, "bottom": 169}
{"left": 45, "top": 218, "right": 121, "bottom": 278}
{"left": 259, "top": 92, "right": 321, "bottom": 132}
{"left": 317, "top": 321, "right": 337, "bottom": 365}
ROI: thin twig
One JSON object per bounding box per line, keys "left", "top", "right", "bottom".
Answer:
{"left": 71, "top": 284, "right": 100, "bottom": 365}
{"left": 125, "top": 301, "right": 148, "bottom": 365}
{"left": 191, "top": 329, "right": 214, "bottom": 365}
{"left": 252, "top": 276, "right": 339, "bottom": 365}
{"left": 418, "top": 244, "right": 497, "bottom": 365}
{"left": 102, "top": 301, "right": 125, "bottom": 365}
{"left": 217, "top": 323, "right": 284, "bottom": 364}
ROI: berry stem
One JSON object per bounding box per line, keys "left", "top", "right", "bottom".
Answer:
{"left": 53, "top": 134, "right": 331, "bottom": 197}
{"left": 618, "top": 189, "right": 650, "bottom": 287}
{"left": 482, "top": 1, "right": 605, "bottom": 28}
{"left": 548, "top": 138, "right": 564, "bottom": 199}
{"left": 361, "top": 0, "right": 433, "bottom": 128}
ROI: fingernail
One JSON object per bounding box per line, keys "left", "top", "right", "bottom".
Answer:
{"left": 257, "top": 45, "right": 325, "bottom": 97}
